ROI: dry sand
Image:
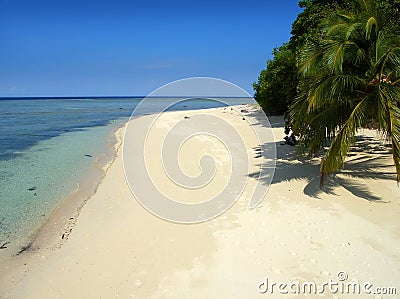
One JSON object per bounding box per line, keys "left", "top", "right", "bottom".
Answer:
{"left": 1, "top": 105, "right": 399, "bottom": 299}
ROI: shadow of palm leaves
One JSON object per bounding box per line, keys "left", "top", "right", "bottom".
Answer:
{"left": 250, "top": 137, "right": 396, "bottom": 202}
{"left": 242, "top": 107, "right": 396, "bottom": 201}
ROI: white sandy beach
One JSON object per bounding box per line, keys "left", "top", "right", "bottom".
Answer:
{"left": 1, "top": 105, "right": 400, "bottom": 299}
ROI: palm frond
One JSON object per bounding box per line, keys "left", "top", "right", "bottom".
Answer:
{"left": 298, "top": 48, "right": 324, "bottom": 76}
{"left": 321, "top": 39, "right": 360, "bottom": 74}
{"left": 308, "top": 75, "right": 364, "bottom": 111}
{"left": 388, "top": 102, "right": 400, "bottom": 182}
{"left": 380, "top": 84, "right": 400, "bottom": 182}
{"left": 365, "top": 16, "right": 378, "bottom": 40}
{"left": 320, "top": 97, "right": 369, "bottom": 185}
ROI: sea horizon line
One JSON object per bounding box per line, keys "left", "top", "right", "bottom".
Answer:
{"left": 0, "top": 96, "right": 254, "bottom": 100}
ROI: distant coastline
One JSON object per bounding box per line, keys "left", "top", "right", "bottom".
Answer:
{"left": 0, "top": 96, "right": 254, "bottom": 100}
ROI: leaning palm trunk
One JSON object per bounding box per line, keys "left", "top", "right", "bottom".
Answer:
{"left": 289, "top": 0, "right": 400, "bottom": 186}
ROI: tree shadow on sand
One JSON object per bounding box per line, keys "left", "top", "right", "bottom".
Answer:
{"left": 241, "top": 107, "right": 397, "bottom": 202}
{"left": 250, "top": 134, "right": 396, "bottom": 202}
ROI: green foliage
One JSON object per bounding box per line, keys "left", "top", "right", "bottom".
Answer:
{"left": 289, "top": 0, "right": 400, "bottom": 184}
{"left": 254, "top": 0, "right": 355, "bottom": 116}
{"left": 289, "top": 0, "right": 343, "bottom": 52}
{"left": 253, "top": 44, "right": 298, "bottom": 115}
{"left": 254, "top": 0, "right": 400, "bottom": 185}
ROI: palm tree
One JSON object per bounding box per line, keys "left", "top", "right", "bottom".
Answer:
{"left": 290, "top": 0, "right": 400, "bottom": 186}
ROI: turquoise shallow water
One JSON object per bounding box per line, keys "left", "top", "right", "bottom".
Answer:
{"left": 0, "top": 98, "right": 139, "bottom": 251}
{"left": 0, "top": 124, "right": 119, "bottom": 249}
{"left": 0, "top": 97, "right": 254, "bottom": 252}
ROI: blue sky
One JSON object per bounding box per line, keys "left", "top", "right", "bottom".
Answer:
{"left": 0, "top": 0, "right": 303, "bottom": 97}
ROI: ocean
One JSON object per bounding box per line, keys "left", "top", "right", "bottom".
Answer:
{"left": 0, "top": 97, "right": 254, "bottom": 254}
